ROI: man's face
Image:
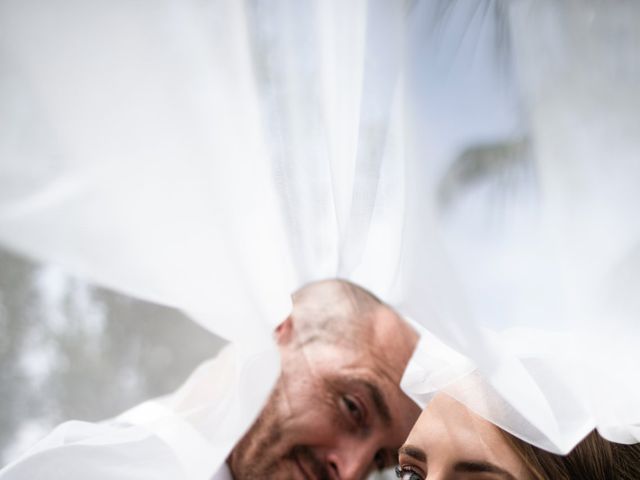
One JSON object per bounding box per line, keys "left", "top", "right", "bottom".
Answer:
{"left": 228, "top": 306, "right": 420, "bottom": 480}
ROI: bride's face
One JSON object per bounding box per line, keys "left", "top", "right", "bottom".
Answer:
{"left": 397, "top": 394, "right": 533, "bottom": 480}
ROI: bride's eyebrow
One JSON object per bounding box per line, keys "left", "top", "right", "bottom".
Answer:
{"left": 398, "top": 445, "right": 426, "bottom": 462}
{"left": 454, "top": 461, "right": 516, "bottom": 479}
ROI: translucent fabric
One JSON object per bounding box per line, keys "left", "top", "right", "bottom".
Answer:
{"left": 0, "top": 2, "right": 639, "bottom": 478}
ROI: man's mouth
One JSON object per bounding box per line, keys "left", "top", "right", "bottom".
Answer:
{"left": 290, "top": 447, "right": 333, "bottom": 480}
{"left": 293, "top": 451, "right": 313, "bottom": 480}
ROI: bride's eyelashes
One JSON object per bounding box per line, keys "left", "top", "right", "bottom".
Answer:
{"left": 395, "top": 464, "right": 424, "bottom": 480}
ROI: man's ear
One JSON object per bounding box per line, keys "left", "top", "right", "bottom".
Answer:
{"left": 274, "top": 315, "right": 294, "bottom": 346}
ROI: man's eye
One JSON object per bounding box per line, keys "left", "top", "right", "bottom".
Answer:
{"left": 394, "top": 465, "right": 424, "bottom": 480}
{"left": 342, "top": 395, "right": 364, "bottom": 424}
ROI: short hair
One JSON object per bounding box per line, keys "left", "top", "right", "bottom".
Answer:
{"left": 501, "top": 429, "right": 640, "bottom": 479}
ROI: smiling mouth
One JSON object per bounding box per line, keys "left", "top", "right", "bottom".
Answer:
{"left": 293, "top": 453, "right": 313, "bottom": 480}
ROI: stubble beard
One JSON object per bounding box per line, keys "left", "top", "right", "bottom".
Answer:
{"left": 228, "top": 382, "right": 288, "bottom": 479}
{"left": 227, "top": 381, "right": 331, "bottom": 480}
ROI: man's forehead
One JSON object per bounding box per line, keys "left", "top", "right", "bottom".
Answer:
{"left": 300, "top": 326, "right": 412, "bottom": 388}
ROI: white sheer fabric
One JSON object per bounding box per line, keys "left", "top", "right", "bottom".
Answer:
{"left": 0, "top": 1, "right": 639, "bottom": 478}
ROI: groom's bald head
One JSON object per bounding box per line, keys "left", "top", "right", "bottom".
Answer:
{"left": 287, "top": 279, "right": 384, "bottom": 346}
{"left": 229, "top": 279, "right": 420, "bottom": 480}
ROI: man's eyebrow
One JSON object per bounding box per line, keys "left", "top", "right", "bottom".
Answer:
{"left": 454, "top": 461, "right": 517, "bottom": 479}
{"left": 361, "top": 380, "right": 392, "bottom": 425}
{"left": 398, "top": 445, "right": 427, "bottom": 462}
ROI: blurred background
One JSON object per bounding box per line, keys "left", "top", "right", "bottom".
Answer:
{"left": 0, "top": 246, "right": 224, "bottom": 466}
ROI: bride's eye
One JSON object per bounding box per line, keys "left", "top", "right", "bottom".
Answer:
{"left": 394, "top": 465, "right": 424, "bottom": 480}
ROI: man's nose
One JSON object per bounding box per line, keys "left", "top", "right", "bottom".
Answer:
{"left": 325, "top": 438, "right": 381, "bottom": 480}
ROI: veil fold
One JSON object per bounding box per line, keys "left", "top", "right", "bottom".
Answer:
{"left": 1, "top": 1, "right": 639, "bottom": 477}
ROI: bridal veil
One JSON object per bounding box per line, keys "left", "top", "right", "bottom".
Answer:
{"left": 1, "top": 1, "right": 639, "bottom": 478}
